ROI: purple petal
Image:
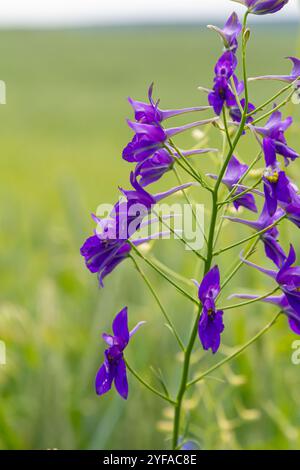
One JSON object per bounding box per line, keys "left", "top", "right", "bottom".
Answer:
{"left": 112, "top": 307, "right": 129, "bottom": 347}
{"left": 95, "top": 362, "right": 114, "bottom": 396}
{"left": 114, "top": 357, "right": 128, "bottom": 400}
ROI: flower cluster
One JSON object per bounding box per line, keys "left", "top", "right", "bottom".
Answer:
{"left": 80, "top": 0, "right": 298, "bottom": 449}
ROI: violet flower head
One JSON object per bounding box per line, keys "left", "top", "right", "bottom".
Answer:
{"left": 254, "top": 110, "right": 299, "bottom": 166}
{"left": 134, "top": 147, "right": 218, "bottom": 187}
{"left": 225, "top": 202, "right": 286, "bottom": 268}
{"left": 249, "top": 56, "right": 300, "bottom": 85}
{"left": 232, "top": 0, "right": 289, "bottom": 15}
{"left": 95, "top": 307, "right": 145, "bottom": 399}
{"left": 80, "top": 236, "right": 131, "bottom": 288}
{"left": 208, "top": 155, "right": 258, "bottom": 212}
{"left": 197, "top": 266, "right": 224, "bottom": 354}
{"left": 128, "top": 83, "right": 210, "bottom": 125}
{"left": 123, "top": 118, "right": 218, "bottom": 163}
{"left": 230, "top": 293, "right": 300, "bottom": 335}
{"left": 208, "top": 51, "right": 237, "bottom": 115}
{"left": 262, "top": 139, "right": 293, "bottom": 216}
{"left": 207, "top": 12, "right": 242, "bottom": 52}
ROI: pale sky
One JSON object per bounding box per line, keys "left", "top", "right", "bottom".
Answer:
{"left": 0, "top": 0, "right": 298, "bottom": 27}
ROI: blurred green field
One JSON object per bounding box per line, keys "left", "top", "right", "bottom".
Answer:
{"left": 0, "top": 23, "right": 300, "bottom": 450}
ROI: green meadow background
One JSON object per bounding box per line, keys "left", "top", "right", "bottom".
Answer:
{"left": 0, "top": 22, "right": 300, "bottom": 449}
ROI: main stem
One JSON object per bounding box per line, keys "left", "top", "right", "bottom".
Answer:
{"left": 172, "top": 13, "right": 249, "bottom": 449}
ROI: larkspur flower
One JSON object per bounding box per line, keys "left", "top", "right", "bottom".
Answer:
{"left": 208, "top": 51, "right": 238, "bottom": 115}
{"left": 232, "top": 0, "right": 289, "bottom": 15}
{"left": 208, "top": 155, "right": 258, "bottom": 212}
{"left": 230, "top": 293, "right": 300, "bottom": 335}
{"left": 128, "top": 83, "right": 210, "bottom": 125}
{"left": 207, "top": 12, "right": 242, "bottom": 53}
{"left": 196, "top": 266, "right": 224, "bottom": 354}
{"left": 81, "top": 174, "right": 195, "bottom": 286}
{"left": 123, "top": 118, "right": 218, "bottom": 163}
{"left": 249, "top": 56, "right": 300, "bottom": 85}
{"left": 241, "top": 244, "right": 300, "bottom": 316}
{"left": 253, "top": 110, "right": 299, "bottom": 166}
{"left": 95, "top": 307, "right": 145, "bottom": 399}
{"left": 262, "top": 138, "right": 294, "bottom": 216}
{"left": 134, "top": 147, "right": 218, "bottom": 187}
{"left": 225, "top": 202, "right": 286, "bottom": 267}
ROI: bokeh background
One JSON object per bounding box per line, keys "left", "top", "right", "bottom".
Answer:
{"left": 1, "top": 0, "right": 300, "bottom": 450}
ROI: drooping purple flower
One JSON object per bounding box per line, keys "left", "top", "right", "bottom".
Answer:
{"left": 254, "top": 110, "right": 299, "bottom": 166}
{"left": 81, "top": 174, "right": 195, "bottom": 286}
{"left": 196, "top": 266, "right": 224, "bottom": 354}
{"left": 207, "top": 12, "right": 242, "bottom": 52}
{"left": 230, "top": 97, "right": 256, "bottom": 124}
{"left": 123, "top": 118, "right": 218, "bottom": 163}
{"left": 208, "top": 51, "right": 238, "bottom": 115}
{"left": 208, "top": 155, "right": 257, "bottom": 212}
{"left": 134, "top": 147, "right": 218, "bottom": 187}
{"left": 249, "top": 56, "right": 300, "bottom": 85}
{"left": 261, "top": 136, "right": 295, "bottom": 216}
{"left": 232, "top": 0, "right": 289, "bottom": 15}
{"left": 229, "top": 293, "right": 300, "bottom": 334}
{"left": 241, "top": 244, "right": 300, "bottom": 316}
{"left": 95, "top": 307, "right": 145, "bottom": 399}
{"left": 128, "top": 83, "right": 211, "bottom": 125}
{"left": 225, "top": 202, "right": 286, "bottom": 267}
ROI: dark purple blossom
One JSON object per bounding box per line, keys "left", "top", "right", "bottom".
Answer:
{"left": 134, "top": 147, "right": 217, "bottom": 187}
{"left": 208, "top": 51, "right": 237, "bottom": 115}
{"left": 232, "top": 0, "right": 289, "bottom": 15}
{"left": 196, "top": 266, "right": 224, "bottom": 354}
{"left": 128, "top": 83, "right": 210, "bottom": 125}
{"left": 241, "top": 244, "right": 300, "bottom": 317}
{"left": 225, "top": 202, "right": 286, "bottom": 267}
{"left": 81, "top": 175, "right": 195, "bottom": 286}
{"left": 123, "top": 118, "right": 218, "bottom": 163}
{"left": 207, "top": 12, "right": 242, "bottom": 52}
{"left": 95, "top": 307, "right": 145, "bottom": 399}
{"left": 208, "top": 155, "right": 257, "bottom": 212}
{"left": 254, "top": 110, "right": 299, "bottom": 166}
{"left": 262, "top": 138, "right": 293, "bottom": 215}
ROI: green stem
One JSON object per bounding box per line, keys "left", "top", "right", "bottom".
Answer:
{"left": 251, "top": 89, "right": 294, "bottom": 125}
{"left": 222, "top": 107, "right": 233, "bottom": 151}
{"left": 220, "top": 287, "right": 279, "bottom": 311}
{"left": 130, "top": 255, "right": 185, "bottom": 351}
{"left": 219, "top": 176, "right": 262, "bottom": 206}
{"left": 125, "top": 359, "right": 177, "bottom": 404}
{"left": 213, "top": 214, "right": 286, "bottom": 256}
{"left": 187, "top": 312, "right": 282, "bottom": 388}
{"left": 171, "top": 12, "right": 250, "bottom": 449}
{"left": 247, "top": 76, "right": 300, "bottom": 117}
{"left": 173, "top": 165, "right": 208, "bottom": 244}
{"left": 129, "top": 243, "right": 199, "bottom": 305}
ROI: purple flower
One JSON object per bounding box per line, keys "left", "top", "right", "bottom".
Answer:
{"left": 134, "top": 147, "right": 217, "bottom": 187}
{"left": 128, "top": 83, "right": 210, "bottom": 125}
{"left": 207, "top": 12, "right": 242, "bottom": 52}
{"left": 262, "top": 141, "right": 293, "bottom": 216}
{"left": 254, "top": 110, "right": 299, "bottom": 166}
{"left": 95, "top": 307, "right": 145, "bottom": 399}
{"left": 230, "top": 293, "right": 300, "bottom": 335}
{"left": 123, "top": 118, "right": 218, "bottom": 163}
{"left": 208, "top": 155, "right": 257, "bottom": 212}
{"left": 208, "top": 51, "right": 237, "bottom": 115}
{"left": 197, "top": 266, "right": 224, "bottom": 354}
{"left": 232, "top": 0, "right": 289, "bottom": 15}
{"left": 225, "top": 202, "right": 286, "bottom": 267}
{"left": 241, "top": 244, "right": 300, "bottom": 316}
{"left": 81, "top": 174, "right": 195, "bottom": 286}
{"left": 230, "top": 98, "right": 256, "bottom": 124}
{"left": 250, "top": 56, "right": 300, "bottom": 85}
